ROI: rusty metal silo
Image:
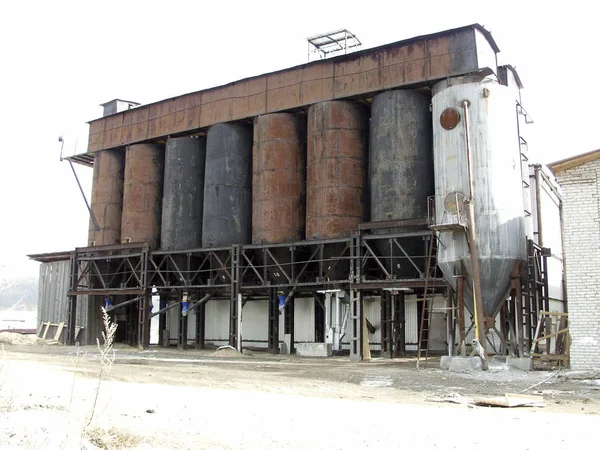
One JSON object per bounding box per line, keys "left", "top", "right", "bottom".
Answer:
{"left": 306, "top": 101, "right": 368, "bottom": 240}
{"left": 88, "top": 149, "right": 125, "bottom": 246}
{"left": 252, "top": 113, "right": 306, "bottom": 244}
{"left": 121, "top": 143, "right": 164, "bottom": 249}
{"left": 161, "top": 137, "right": 206, "bottom": 250}
{"left": 202, "top": 123, "right": 253, "bottom": 247}
{"left": 370, "top": 89, "right": 433, "bottom": 277}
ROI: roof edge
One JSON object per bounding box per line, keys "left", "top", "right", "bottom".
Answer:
{"left": 87, "top": 23, "right": 498, "bottom": 125}
{"left": 28, "top": 251, "right": 72, "bottom": 263}
{"left": 548, "top": 149, "right": 600, "bottom": 175}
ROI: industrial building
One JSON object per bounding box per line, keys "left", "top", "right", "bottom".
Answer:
{"left": 549, "top": 150, "right": 600, "bottom": 370}
{"left": 30, "top": 24, "right": 565, "bottom": 363}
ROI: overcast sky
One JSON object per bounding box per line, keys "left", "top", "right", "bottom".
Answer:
{"left": 0, "top": 0, "right": 597, "bottom": 279}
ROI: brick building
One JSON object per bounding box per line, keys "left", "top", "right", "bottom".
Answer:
{"left": 549, "top": 149, "right": 600, "bottom": 370}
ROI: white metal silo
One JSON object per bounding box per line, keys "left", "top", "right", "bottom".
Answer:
{"left": 432, "top": 76, "right": 527, "bottom": 318}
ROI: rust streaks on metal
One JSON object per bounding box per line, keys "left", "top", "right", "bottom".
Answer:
{"left": 88, "top": 149, "right": 125, "bottom": 246}
{"left": 86, "top": 25, "right": 496, "bottom": 153}
{"left": 252, "top": 113, "right": 306, "bottom": 244}
{"left": 121, "top": 143, "right": 164, "bottom": 249}
{"left": 306, "top": 100, "right": 368, "bottom": 239}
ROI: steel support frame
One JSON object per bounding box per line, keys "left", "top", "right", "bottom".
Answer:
{"left": 66, "top": 233, "right": 448, "bottom": 357}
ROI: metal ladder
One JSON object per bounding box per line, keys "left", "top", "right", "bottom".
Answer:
{"left": 416, "top": 230, "right": 438, "bottom": 368}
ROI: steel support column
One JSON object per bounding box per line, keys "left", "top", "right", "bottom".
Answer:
{"left": 196, "top": 301, "right": 206, "bottom": 349}
{"left": 268, "top": 288, "right": 279, "bottom": 354}
{"left": 138, "top": 289, "right": 151, "bottom": 349}
{"left": 394, "top": 291, "right": 406, "bottom": 357}
{"left": 178, "top": 302, "right": 188, "bottom": 350}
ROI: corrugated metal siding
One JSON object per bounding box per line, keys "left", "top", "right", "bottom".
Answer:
{"left": 37, "top": 261, "right": 70, "bottom": 328}
{"left": 37, "top": 260, "right": 92, "bottom": 344}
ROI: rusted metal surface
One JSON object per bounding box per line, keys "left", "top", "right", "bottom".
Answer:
{"left": 202, "top": 123, "right": 252, "bottom": 247}
{"left": 370, "top": 89, "right": 433, "bottom": 278}
{"left": 121, "top": 143, "right": 164, "bottom": 248}
{"left": 161, "top": 137, "right": 206, "bottom": 250}
{"left": 370, "top": 89, "right": 433, "bottom": 223}
{"left": 252, "top": 113, "right": 306, "bottom": 244}
{"left": 306, "top": 100, "right": 368, "bottom": 239}
{"left": 440, "top": 107, "right": 461, "bottom": 130}
{"left": 88, "top": 149, "right": 125, "bottom": 246}
{"left": 86, "top": 25, "right": 499, "bottom": 153}
{"left": 358, "top": 218, "right": 429, "bottom": 230}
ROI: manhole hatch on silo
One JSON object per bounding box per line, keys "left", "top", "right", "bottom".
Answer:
{"left": 440, "top": 107, "right": 461, "bottom": 130}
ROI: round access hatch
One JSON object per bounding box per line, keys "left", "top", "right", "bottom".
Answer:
{"left": 440, "top": 107, "right": 460, "bottom": 130}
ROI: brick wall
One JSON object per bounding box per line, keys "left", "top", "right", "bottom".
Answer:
{"left": 556, "top": 159, "right": 600, "bottom": 370}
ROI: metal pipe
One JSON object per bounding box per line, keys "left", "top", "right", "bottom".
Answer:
{"left": 149, "top": 301, "right": 180, "bottom": 319}
{"left": 278, "top": 290, "right": 295, "bottom": 311}
{"left": 187, "top": 293, "right": 213, "bottom": 312}
{"left": 105, "top": 296, "right": 143, "bottom": 312}
{"left": 67, "top": 158, "right": 100, "bottom": 231}
{"left": 534, "top": 164, "right": 544, "bottom": 247}
{"left": 462, "top": 99, "right": 489, "bottom": 371}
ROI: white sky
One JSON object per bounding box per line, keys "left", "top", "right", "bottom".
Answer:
{"left": 0, "top": 0, "right": 597, "bottom": 279}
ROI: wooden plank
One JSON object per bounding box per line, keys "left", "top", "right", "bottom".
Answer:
{"left": 532, "top": 328, "right": 569, "bottom": 344}
{"left": 474, "top": 393, "right": 544, "bottom": 408}
{"left": 539, "top": 311, "right": 568, "bottom": 317}
{"left": 41, "top": 322, "right": 51, "bottom": 340}
{"left": 531, "top": 353, "right": 570, "bottom": 361}
{"left": 53, "top": 322, "right": 65, "bottom": 341}
{"left": 530, "top": 315, "right": 543, "bottom": 354}
{"left": 37, "top": 322, "right": 44, "bottom": 338}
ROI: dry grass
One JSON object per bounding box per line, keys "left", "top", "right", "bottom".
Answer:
{"left": 84, "top": 426, "right": 143, "bottom": 450}
{"left": 86, "top": 307, "right": 117, "bottom": 427}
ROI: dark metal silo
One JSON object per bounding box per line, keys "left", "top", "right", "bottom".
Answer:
{"left": 370, "top": 89, "right": 433, "bottom": 278}
{"left": 252, "top": 113, "right": 306, "bottom": 244}
{"left": 202, "top": 123, "right": 253, "bottom": 247}
{"left": 370, "top": 89, "right": 433, "bottom": 223}
{"left": 121, "top": 143, "right": 165, "bottom": 249}
{"left": 88, "top": 149, "right": 125, "bottom": 246}
{"left": 161, "top": 136, "right": 206, "bottom": 250}
{"left": 306, "top": 101, "right": 368, "bottom": 240}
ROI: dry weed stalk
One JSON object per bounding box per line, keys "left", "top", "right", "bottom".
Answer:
{"left": 86, "top": 307, "right": 117, "bottom": 427}
{"left": 68, "top": 345, "right": 82, "bottom": 411}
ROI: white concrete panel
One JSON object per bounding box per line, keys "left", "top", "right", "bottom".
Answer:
{"left": 294, "top": 297, "right": 314, "bottom": 343}
{"left": 405, "top": 295, "right": 419, "bottom": 352}
{"left": 241, "top": 300, "right": 268, "bottom": 347}
{"left": 205, "top": 300, "right": 230, "bottom": 342}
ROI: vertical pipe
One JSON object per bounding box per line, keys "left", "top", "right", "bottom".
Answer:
{"left": 462, "top": 100, "right": 488, "bottom": 370}
{"left": 457, "top": 275, "right": 466, "bottom": 356}
{"left": 534, "top": 164, "right": 544, "bottom": 247}
{"left": 446, "top": 284, "right": 454, "bottom": 356}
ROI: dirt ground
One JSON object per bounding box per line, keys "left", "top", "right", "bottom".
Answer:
{"left": 1, "top": 341, "right": 600, "bottom": 449}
